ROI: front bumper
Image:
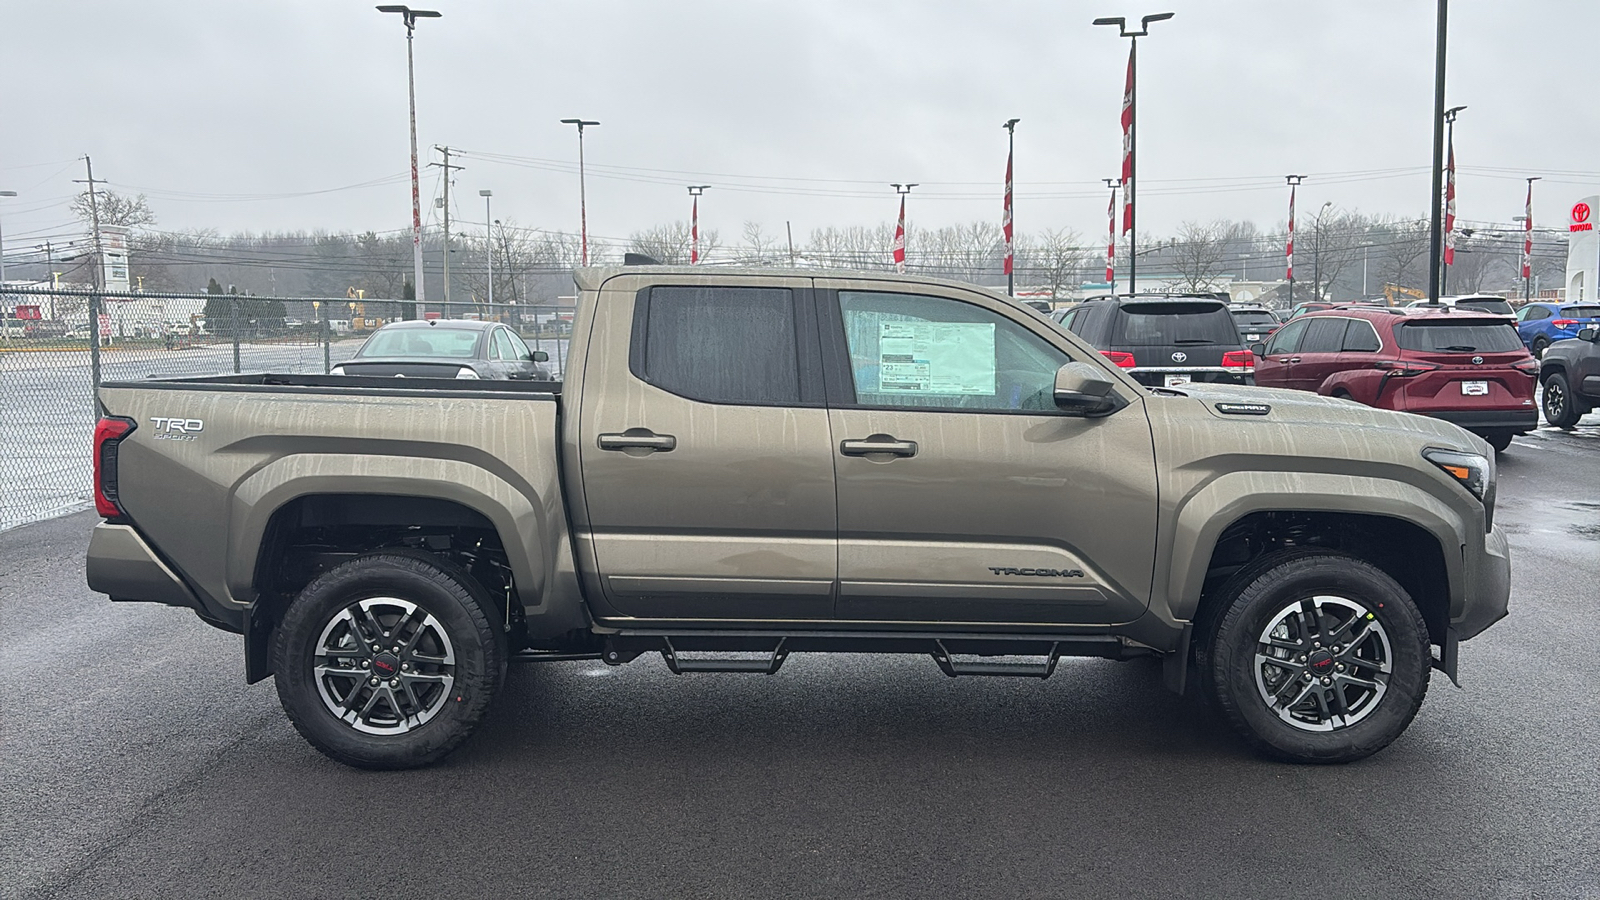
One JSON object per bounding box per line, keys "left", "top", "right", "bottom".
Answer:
{"left": 1454, "top": 524, "right": 1511, "bottom": 641}
{"left": 1427, "top": 409, "right": 1539, "bottom": 434}
{"left": 86, "top": 523, "right": 202, "bottom": 610}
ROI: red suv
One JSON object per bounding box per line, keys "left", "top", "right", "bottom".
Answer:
{"left": 1253, "top": 307, "right": 1539, "bottom": 452}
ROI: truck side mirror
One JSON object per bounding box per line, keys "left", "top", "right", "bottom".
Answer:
{"left": 1250, "top": 341, "right": 1267, "bottom": 356}
{"left": 1580, "top": 327, "right": 1598, "bottom": 343}
{"left": 530, "top": 350, "right": 549, "bottom": 362}
{"left": 1054, "top": 362, "right": 1120, "bottom": 417}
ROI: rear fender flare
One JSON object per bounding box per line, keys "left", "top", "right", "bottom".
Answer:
{"left": 1163, "top": 471, "right": 1466, "bottom": 623}
{"left": 228, "top": 454, "right": 548, "bottom": 610}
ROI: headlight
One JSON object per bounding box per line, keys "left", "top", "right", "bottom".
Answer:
{"left": 455, "top": 367, "right": 480, "bottom": 379}
{"left": 329, "top": 365, "right": 346, "bottom": 375}
{"left": 1423, "top": 447, "right": 1496, "bottom": 529}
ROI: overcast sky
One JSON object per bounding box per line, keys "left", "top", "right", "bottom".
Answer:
{"left": 4, "top": 0, "right": 1598, "bottom": 253}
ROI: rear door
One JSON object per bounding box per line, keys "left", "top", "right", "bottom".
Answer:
{"left": 1287, "top": 317, "right": 1349, "bottom": 392}
{"left": 818, "top": 280, "right": 1158, "bottom": 626}
{"left": 576, "top": 276, "right": 837, "bottom": 621}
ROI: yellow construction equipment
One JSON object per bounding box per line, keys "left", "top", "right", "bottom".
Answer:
{"left": 1383, "top": 283, "right": 1426, "bottom": 306}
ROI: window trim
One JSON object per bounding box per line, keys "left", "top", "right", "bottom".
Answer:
{"left": 1338, "top": 317, "right": 1384, "bottom": 353}
{"left": 626, "top": 284, "right": 826, "bottom": 408}
{"left": 816, "top": 286, "right": 1089, "bottom": 417}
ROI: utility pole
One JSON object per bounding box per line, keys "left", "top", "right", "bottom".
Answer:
{"left": 430, "top": 145, "right": 464, "bottom": 314}
{"left": 1425, "top": 0, "right": 1450, "bottom": 303}
{"left": 378, "top": 5, "right": 441, "bottom": 319}
{"left": 480, "top": 189, "right": 493, "bottom": 307}
{"left": 74, "top": 156, "right": 108, "bottom": 391}
{"left": 560, "top": 119, "right": 601, "bottom": 266}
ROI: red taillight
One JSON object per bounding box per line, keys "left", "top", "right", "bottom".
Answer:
{"left": 1512, "top": 357, "right": 1540, "bottom": 376}
{"left": 93, "top": 416, "right": 136, "bottom": 518}
{"left": 1100, "top": 350, "right": 1136, "bottom": 368}
{"left": 1375, "top": 360, "right": 1439, "bottom": 377}
{"left": 1222, "top": 350, "right": 1256, "bottom": 370}
{"left": 1552, "top": 319, "right": 1577, "bottom": 328}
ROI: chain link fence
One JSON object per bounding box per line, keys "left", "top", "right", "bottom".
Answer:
{"left": 1, "top": 287, "right": 571, "bottom": 531}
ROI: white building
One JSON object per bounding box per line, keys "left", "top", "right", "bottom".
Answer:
{"left": 1567, "top": 194, "right": 1598, "bottom": 303}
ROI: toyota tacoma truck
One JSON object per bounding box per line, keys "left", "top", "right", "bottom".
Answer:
{"left": 86, "top": 266, "right": 1511, "bottom": 769}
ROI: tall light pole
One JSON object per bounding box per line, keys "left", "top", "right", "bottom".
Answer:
{"left": 1425, "top": 0, "right": 1450, "bottom": 303}
{"left": 687, "top": 185, "right": 709, "bottom": 264}
{"left": 479, "top": 189, "right": 493, "bottom": 307}
{"left": 1313, "top": 200, "right": 1333, "bottom": 300}
{"left": 1520, "top": 176, "right": 1540, "bottom": 304}
{"left": 560, "top": 119, "right": 601, "bottom": 266}
{"left": 1285, "top": 175, "right": 1304, "bottom": 306}
{"left": 0, "top": 191, "right": 16, "bottom": 314}
{"left": 1103, "top": 178, "right": 1120, "bottom": 295}
{"left": 1440, "top": 104, "right": 1466, "bottom": 297}
{"left": 890, "top": 183, "right": 917, "bottom": 273}
{"left": 377, "top": 5, "right": 440, "bottom": 319}
{"left": 1093, "top": 11, "right": 1174, "bottom": 295}
{"left": 1002, "top": 118, "right": 1019, "bottom": 296}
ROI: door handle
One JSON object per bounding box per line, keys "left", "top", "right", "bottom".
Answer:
{"left": 1287, "top": 357, "right": 1302, "bottom": 363}
{"left": 840, "top": 436, "right": 918, "bottom": 458}
{"left": 598, "top": 430, "right": 677, "bottom": 452}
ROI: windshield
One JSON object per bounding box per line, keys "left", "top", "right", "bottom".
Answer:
{"left": 359, "top": 327, "right": 482, "bottom": 359}
{"left": 1395, "top": 320, "right": 1523, "bottom": 353}
{"left": 1114, "top": 302, "right": 1240, "bottom": 345}
{"left": 1231, "top": 311, "right": 1279, "bottom": 328}
{"left": 1455, "top": 299, "right": 1514, "bottom": 316}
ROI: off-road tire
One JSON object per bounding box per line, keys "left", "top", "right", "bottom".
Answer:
{"left": 1197, "top": 549, "right": 1430, "bottom": 764}
{"left": 272, "top": 552, "right": 506, "bottom": 769}
{"left": 1542, "top": 372, "right": 1583, "bottom": 429}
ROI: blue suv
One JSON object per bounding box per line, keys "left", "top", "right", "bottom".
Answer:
{"left": 1517, "top": 301, "right": 1600, "bottom": 358}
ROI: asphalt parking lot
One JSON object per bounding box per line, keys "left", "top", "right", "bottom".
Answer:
{"left": 2, "top": 425, "right": 1597, "bottom": 900}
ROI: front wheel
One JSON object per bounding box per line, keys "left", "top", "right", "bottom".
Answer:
{"left": 1483, "top": 430, "right": 1514, "bottom": 453}
{"left": 1199, "top": 551, "right": 1430, "bottom": 763}
{"left": 272, "top": 552, "right": 506, "bottom": 769}
{"left": 1543, "top": 372, "right": 1583, "bottom": 429}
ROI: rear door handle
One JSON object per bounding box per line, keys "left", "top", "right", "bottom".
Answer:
{"left": 598, "top": 430, "right": 677, "bottom": 452}
{"left": 840, "top": 436, "right": 918, "bottom": 458}
{"left": 1287, "top": 357, "right": 1302, "bottom": 363}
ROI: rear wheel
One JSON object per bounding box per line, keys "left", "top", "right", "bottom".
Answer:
{"left": 272, "top": 552, "right": 506, "bottom": 769}
{"left": 1199, "top": 550, "right": 1430, "bottom": 763}
{"left": 1531, "top": 336, "right": 1550, "bottom": 359}
{"left": 1483, "top": 430, "right": 1513, "bottom": 453}
{"left": 1543, "top": 372, "right": 1583, "bottom": 429}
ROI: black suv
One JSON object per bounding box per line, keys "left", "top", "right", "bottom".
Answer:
{"left": 1229, "top": 305, "right": 1282, "bottom": 345}
{"left": 1539, "top": 325, "right": 1600, "bottom": 428}
{"left": 1054, "top": 294, "right": 1255, "bottom": 387}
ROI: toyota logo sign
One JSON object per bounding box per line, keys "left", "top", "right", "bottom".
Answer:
{"left": 1171, "top": 351, "right": 1187, "bottom": 362}
{"left": 1574, "top": 201, "right": 1594, "bottom": 233}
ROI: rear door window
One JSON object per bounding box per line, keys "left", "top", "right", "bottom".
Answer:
{"left": 1456, "top": 299, "right": 1514, "bottom": 316}
{"left": 1341, "top": 319, "right": 1382, "bottom": 352}
{"left": 1231, "top": 311, "right": 1279, "bottom": 329}
{"left": 633, "top": 286, "right": 802, "bottom": 405}
{"left": 1298, "top": 318, "right": 1349, "bottom": 353}
{"left": 1113, "top": 302, "right": 1238, "bottom": 345}
{"left": 1395, "top": 321, "right": 1524, "bottom": 353}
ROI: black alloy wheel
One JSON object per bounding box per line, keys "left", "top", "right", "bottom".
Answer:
{"left": 1542, "top": 372, "right": 1581, "bottom": 429}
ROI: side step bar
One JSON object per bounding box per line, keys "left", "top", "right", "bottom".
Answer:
{"left": 931, "top": 640, "right": 1060, "bottom": 679}
{"left": 659, "top": 637, "right": 789, "bottom": 675}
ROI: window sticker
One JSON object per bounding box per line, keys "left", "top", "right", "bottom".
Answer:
{"left": 877, "top": 321, "right": 996, "bottom": 394}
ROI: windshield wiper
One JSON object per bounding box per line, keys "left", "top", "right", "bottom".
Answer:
{"left": 1172, "top": 338, "right": 1217, "bottom": 344}
{"left": 1439, "top": 345, "right": 1477, "bottom": 351}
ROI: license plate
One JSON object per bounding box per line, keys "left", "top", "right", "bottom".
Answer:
{"left": 1165, "top": 374, "right": 1192, "bottom": 387}
{"left": 1461, "top": 381, "right": 1489, "bottom": 396}
{"left": 1245, "top": 333, "right": 1261, "bottom": 341}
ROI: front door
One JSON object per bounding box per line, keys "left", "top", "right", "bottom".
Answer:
{"left": 577, "top": 277, "right": 836, "bottom": 621}
{"left": 818, "top": 282, "right": 1159, "bottom": 626}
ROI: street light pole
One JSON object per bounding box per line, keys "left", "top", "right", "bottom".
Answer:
{"left": 1440, "top": 104, "right": 1465, "bottom": 297}
{"left": 560, "top": 119, "right": 601, "bottom": 266}
{"left": 1425, "top": 0, "right": 1450, "bottom": 304}
{"left": 1314, "top": 201, "right": 1332, "bottom": 300}
{"left": 1003, "top": 118, "right": 1019, "bottom": 296}
{"left": 377, "top": 5, "right": 440, "bottom": 319}
{"left": 479, "top": 189, "right": 493, "bottom": 307}
{"left": 687, "top": 185, "right": 709, "bottom": 264}
{"left": 890, "top": 183, "right": 918, "bottom": 274}
{"left": 1285, "top": 175, "right": 1304, "bottom": 307}
{"left": 0, "top": 191, "right": 16, "bottom": 317}
{"left": 1093, "top": 11, "right": 1173, "bottom": 295}
{"left": 1521, "top": 176, "right": 1540, "bottom": 304}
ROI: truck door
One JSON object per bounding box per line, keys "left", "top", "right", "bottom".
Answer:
{"left": 817, "top": 282, "right": 1159, "bottom": 626}
{"left": 575, "top": 277, "right": 836, "bottom": 621}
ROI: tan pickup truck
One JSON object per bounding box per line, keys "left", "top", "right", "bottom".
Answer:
{"left": 86, "top": 266, "right": 1510, "bottom": 768}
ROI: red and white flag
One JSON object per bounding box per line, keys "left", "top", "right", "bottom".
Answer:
{"left": 690, "top": 195, "right": 700, "bottom": 264}
{"left": 1443, "top": 142, "right": 1457, "bottom": 266}
{"left": 1120, "top": 48, "right": 1134, "bottom": 234}
{"left": 1522, "top": 182, "right": 1534, "bottom": 280}
{"left": 892, "top": 195, "right": 907, "bottom": 273}
{"left": 1002, "top": 149, "right": 1014, "bottom": 276}
{"left": 1106, "top": 183, "right": 1117, "bottom": 285}
{"left": 1286, "top": 183, "right": 1296, "bottom": 282}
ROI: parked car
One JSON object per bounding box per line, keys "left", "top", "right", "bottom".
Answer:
{"left": 1538, "top": 326, "right": 1600, "bottom": 428}
{"left": 1055, "top": 294, "right": 1254, "bottom": 387}
{"left": 1515, "top": 300, "right": 1600, "bottom": 358}
{"left": 86, "top": 265, "right": 1511, "bottom": 768}
{"left": 331, "top": 319, "right": 551, "bottom": 380}
{"left": 1229, "top": 305, "right": 1282, "bottom": 344}
{"left": 1252, "top": 307, "right": 1538, "bottom": 452}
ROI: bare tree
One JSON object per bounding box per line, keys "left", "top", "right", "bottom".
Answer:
{"left": 71, "top": 190, "right": 156, "bottom": 229}
{"left": 1369, "top": 217, "right": 1431, "bottom": 296}
{"left": 629, "top": 222, "right": 696, "bottom": 264}
{"left": 1019, "top": 228, "right": 1089, "bottom": 299}
{"left": 1169, "top": 220, "right": 1245, "bottom": 293}
{"left": 738, "top": 222, "right": 778, "bottom": 265}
